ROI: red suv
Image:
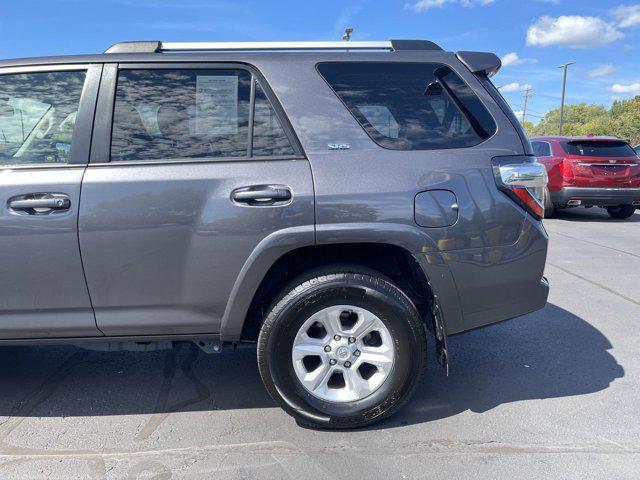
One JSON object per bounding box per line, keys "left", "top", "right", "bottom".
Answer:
{"left": 531, "top": 136, "right": 640, "bottom": 219}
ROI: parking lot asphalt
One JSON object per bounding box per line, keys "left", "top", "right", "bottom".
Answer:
{"left": 0, "top": 208, "right": 638, "bottom": 479}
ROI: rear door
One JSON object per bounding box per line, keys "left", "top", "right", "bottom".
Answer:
{"left": 79, "top": 63, "right": 314, "bottom": 336}
{"left": 0, "top": 65, "right": 101, "bottom": 338}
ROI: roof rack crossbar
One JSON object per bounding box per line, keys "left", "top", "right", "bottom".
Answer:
{"left": 104, "top": 39, "right": 443, "bottom": 54}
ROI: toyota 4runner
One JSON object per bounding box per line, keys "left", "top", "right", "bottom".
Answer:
{"left": 0, "top": 39, "right": 549, "bottom": 428}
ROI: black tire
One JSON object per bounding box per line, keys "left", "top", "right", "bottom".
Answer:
{"left": 543, "top": 187, "right": 555, "bottom": 218}
{"left": 257, "top": 270, "right": 426, "bottom": 430}
{"left": 606, "top": 205, "right": 636, "bottom": 219}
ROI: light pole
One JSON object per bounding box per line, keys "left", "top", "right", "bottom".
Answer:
{"left": 558, "top": 62, "right": 575, "bottom": 135}
{"left": 522, "top": 86, "right": 532, "bottom": 123}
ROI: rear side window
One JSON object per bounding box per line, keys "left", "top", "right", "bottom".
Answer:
{"left": 111, "top": 69, "right": 294, "bottom": 162}
{"left": 561, "top": 140, "right": 637, "bottom": 158}
{"left": 0, "top": 71, "right": 86, "bottom": 165}
{"left": 317, "top": 62, "right": 496, "bottom": 150}
{"left": 532, "top": 141, "right": 552, "bottom": 157}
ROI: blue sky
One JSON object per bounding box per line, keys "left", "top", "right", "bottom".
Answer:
{"left": 1, "top": 0, "right": 638, "bottom": 123}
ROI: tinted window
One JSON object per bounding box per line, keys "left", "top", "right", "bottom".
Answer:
{"left": 252, "top": 81, "right": 295, "bottom": 156}
{"left": 562, "top": 140, "right": 637, "bottom": 158}
{"left": 0, "top": 71, "right": 86, "bottom": 165}
{"left": 532, "top": 141, "right": 552, "bottom": 157}
{"left": 317, "top": 62, "right": 496, "bottom": 150}
{"left": 111, "top": 69, "right": 295, "bottom": 161}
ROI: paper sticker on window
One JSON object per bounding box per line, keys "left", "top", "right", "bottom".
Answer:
{"left": 195, "top": 75, "right": 239, "bottom": 135}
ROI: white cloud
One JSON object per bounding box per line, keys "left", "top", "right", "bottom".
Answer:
{"left": 610, "top": 5, "right": 640, "bottom": 28}
{"left": 588, "top": 64, "right": 617, "bottom": 78}
{"left": 610, "top": 83, "right": 640, "bottom": 95}
{"left": 526, "top": 15, "right": 624, "bottom": 48}
{"left": 500, "top": 52, "right": 538, "bottom": 67}
{"left": 408, "top": 0, "right": 493, "bottom": 11}
{"left": 409, "top": 0, "right": 445, "bottom": 8}
{"left": 499, "top": 82, "right": 532, "bottom": 92}
{"left": 501, "top": 52, "right": 523, "bottom": 66}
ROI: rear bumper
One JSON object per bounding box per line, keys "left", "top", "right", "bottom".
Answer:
{"left": 416, "top": 217, "right": 549, "bottom": 335}
{"left": 550, "top": 187, "right": 640, "bottom": 207}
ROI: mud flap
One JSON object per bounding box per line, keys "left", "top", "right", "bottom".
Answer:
{"left": 431, "top": 294, "right": 449, "bottom": 376}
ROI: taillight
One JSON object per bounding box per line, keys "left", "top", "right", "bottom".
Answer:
{"left": 492, "top": 156, "right": 548, "bottom": 220}
{"left": 560, "top": 159, "right": 574, "bottom": 182}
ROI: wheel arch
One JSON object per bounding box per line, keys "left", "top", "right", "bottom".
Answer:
{"left": 220, "top": 222, "right": 464, "bottom": 371}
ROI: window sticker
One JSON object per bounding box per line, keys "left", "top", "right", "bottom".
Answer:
{"left": 195, "top": 75, "right": 239, "bottom": 135}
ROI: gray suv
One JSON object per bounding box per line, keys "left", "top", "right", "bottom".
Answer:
{"left": 0, "top": 40, "right": 548, "bottom": 429}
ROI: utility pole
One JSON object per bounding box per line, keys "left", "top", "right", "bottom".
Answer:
{"left": 522, "top": 86, "right": 532, "bottom": 123}
{"left": 558, "top": 62, "right": 575, "bottom": 135}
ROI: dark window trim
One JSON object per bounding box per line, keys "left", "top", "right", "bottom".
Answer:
{"left": 87, "top": 155, "right": 306, "bottom": 168}
{"left": 0, "top": 64, "right": 100, "bottom": 168}
{"left": 477, "top": 75, "right": 532, "bottom": 155}
{"left": 315, "top": 60, "right": 498, "bottom": 152}
{"left": 90, "top": 61, "right": 304, "bottom": 164}
{"left": 247, "top": 74, "right": 256, "bottom": 157}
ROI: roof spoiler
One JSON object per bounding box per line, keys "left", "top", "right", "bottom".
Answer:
{"left": 455, "top": 51, "right": 501, "bottom": 78}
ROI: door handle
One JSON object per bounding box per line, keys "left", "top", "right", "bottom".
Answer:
{"left": 8, "top": 195, "right": 71, "bottom": 213}
{"left": 231, "top": 186, "right": 292, "bottom": 204}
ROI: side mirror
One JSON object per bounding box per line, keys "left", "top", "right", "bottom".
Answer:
{"left": 0, "top": 100, "right": 14, "bottom": 117}
{"left": 425, "top": 80, "right": 443, "bottom": 96}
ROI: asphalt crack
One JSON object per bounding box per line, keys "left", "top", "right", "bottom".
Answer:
{"left": 547, "top": 262, "right": 640, "bottom": 307}
{"left": 549, "top": 230, "right": 640, "bottom": 260}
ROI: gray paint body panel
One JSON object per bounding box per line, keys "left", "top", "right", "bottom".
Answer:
{"left": 0, "top": 167, "right": 97, "bottom": 338}
{"left": 79, "top": 160, "right": 314, "bottom": 336}
{"left": 0, "top": 48, "right": 548, "bottom": 342}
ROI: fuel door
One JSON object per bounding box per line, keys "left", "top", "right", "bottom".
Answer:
{"left": 414, "top": 189, "right": 459, "bottom": 228}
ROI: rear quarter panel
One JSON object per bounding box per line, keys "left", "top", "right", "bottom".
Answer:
{"left": 253, "top": 51, "right": 547, "bottom": 333}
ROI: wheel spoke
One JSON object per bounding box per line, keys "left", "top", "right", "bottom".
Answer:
{"left": 344, "top": 368, "right": 372, "bottom": 398}
{"left": 300, "top": 332, "right": 328, "bottom": 346}
{"left": 292, "top": 343, "right": 325, "bottom": 361}
{"left": 310, "top": 364, "right": 334, "bottom": 392}
{"left": 360, "top": 350, "right": 393, "bottom": 366}
{"left": 359, "top": 346, "right": 393, "bottom": 374}
{"left": 319, "top": 308, "right": 344, "bottom": 337}
{"left": 352, "top": 310, "right": 377, "bottom": 339}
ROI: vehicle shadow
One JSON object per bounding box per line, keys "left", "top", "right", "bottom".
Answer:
{"left": 551, "top": 207, "right": 640, "bottom": 222}
{"left": 0, "top": 303, "right": 623, "bottom": 427}
{"left": 388, "top": 302, "right": 624, "bottom": 429}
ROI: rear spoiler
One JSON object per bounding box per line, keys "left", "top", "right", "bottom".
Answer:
{"left": 455, "top": 51, "right": 501, "bottom": 78}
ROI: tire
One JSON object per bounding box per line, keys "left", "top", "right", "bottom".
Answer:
{"left": 257, "top": 270, "right": 426, "bottom": 429}
{"left": 606, "top": 204, "right": 636, "bottom": 219}
{"left": 543, "top": 187, "right": 555, "bottom": 218}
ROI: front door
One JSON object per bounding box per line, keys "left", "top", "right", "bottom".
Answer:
{"left": 79, "top": 63, "right": 313, "bottom": 336}
{"left": 0, "top": 65, "right": 101, "bottom": 339}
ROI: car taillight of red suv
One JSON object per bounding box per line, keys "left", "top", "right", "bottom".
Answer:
{"left": 531, "top": 136, "right": 640, "bottom": 219}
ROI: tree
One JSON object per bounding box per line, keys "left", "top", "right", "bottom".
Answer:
{"left": 526, "top": 96, "right": 640, "bottom": 146}
{"left": 521, "top": 120, "right": 535, "bottom": 137}
{"left": 529, "top": 103, "right": 607, "bottom": 137}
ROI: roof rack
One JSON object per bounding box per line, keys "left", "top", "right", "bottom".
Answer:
{"left": 104, "top": 39, "right": 443, "bottom": 54}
